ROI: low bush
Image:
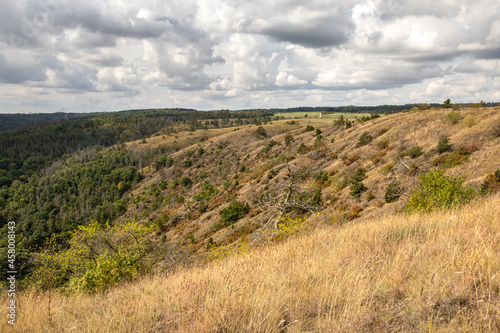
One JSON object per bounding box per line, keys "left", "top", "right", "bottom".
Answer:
{"left": 436, "top": 135, "right": 452, "bottom": 154}
{"left": 349, "top": 167, "right": 367, "bottom": 198}
{"left": 445, "top": 111, "right": 462, "bottom": 124}
{"left": 385, "top": 180, "right": 403, "bottom": 203}
{"left": 303, "top": 125, "right": 315, "bottom": 133}
{"left": 480, "top": 169, "right": 500, "bottom": 196}
{"left": 407, "top": 146, "right": 423, "bottom": 159}
{"left": 357, "top": 132, "right": 373, "bottom": 147}
{"left": 220, "top": 201, "right": 250, "bottom": 226}
{"left": 404, "top": 170, "right": 475, "bottom": 213}
{"left": 181, "top": 176, "right": 192, "bottom": 187}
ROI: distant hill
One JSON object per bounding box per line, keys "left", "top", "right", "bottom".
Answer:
{"left": 0, "top": 112, "right": 88, "bottom": 131}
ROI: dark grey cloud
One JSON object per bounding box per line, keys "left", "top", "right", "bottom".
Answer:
{"left": 263, "top": 21, "right": 352, "bottom": 48}
{"left": 0, "top": 53, "right": 51, "bottom": 83}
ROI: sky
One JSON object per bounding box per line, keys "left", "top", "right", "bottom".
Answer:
{"left": 0, "top": 0, "right": 500, "bottom": 113}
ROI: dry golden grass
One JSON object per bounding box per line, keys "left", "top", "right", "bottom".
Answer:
{"left": 3, "top": 193, "right": 499, "bottom": 332}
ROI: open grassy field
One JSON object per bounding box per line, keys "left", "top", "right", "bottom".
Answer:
{"left": 274, "top": 111, "right": 373, "bottom": 119}
{"left": 3, "top": 193, "right": 499, "bottom": 332}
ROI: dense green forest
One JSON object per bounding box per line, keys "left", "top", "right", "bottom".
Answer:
{"left": 0, "top": 108, "right": 276, "bottom": 281}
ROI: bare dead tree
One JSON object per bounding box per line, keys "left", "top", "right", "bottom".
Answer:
{"left": 252, "top": 163, "right": 321, "bottom": 244}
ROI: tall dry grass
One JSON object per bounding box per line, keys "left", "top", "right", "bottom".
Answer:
{"left": 2, "top": 194, "right": 500, "bottom": 332}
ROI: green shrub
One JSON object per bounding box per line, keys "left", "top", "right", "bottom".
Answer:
{"left": 315, "top": 128, "right": 322, "bottom": 136}
{"left": 404, "top": 170, "right": 476, "bottom": 213}
{"left": 385, "top": 180, "right": 403, "bottom": 203}
{"left": 255, "top": 126, "right": 267, "bottom": 137}
{"left": 297, "top": 143, "right": 307, "bottom": 154}
{"left": 349, "top": 167, "right": 367, "bottom": 198}
{"left": 407, "top": 146, "right": 423, "bottom": 159}
{"left": 183, "top": 158, "right": 192, "bottom": 167}
{"left": 31, "top": 220, "right": 160, "bottom": 293}
{"left": 436, "top": 135, "right": 452, "bottom": 154}
{"left": 284, "top": 133, "right": 294, "bottom": 145}
{"left": 220, "top": 201, "right": 250, "bottom": 226}
{"left": 181, "top": 176, "right": 192, "bottom": 187}
{"left": 193, "top": 181, "right": 219, "bottom": 201}
{"left": 315, "top": 170, "right": 329, "bottom": 182}
{"left": 303, "top": 125, "right": 314, "bottom": 132}
{"left": 357, "top": 132, "right": 373, "bottom": 147}
{"left": 445, "top": 111, "right": 462, "bottom": 124}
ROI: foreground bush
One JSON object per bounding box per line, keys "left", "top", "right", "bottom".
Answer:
{"left": 404, "top": 170, "right": 475, "bottom": 213}
{"left": 30, "top": 220, "right": 164, "bottom": 293}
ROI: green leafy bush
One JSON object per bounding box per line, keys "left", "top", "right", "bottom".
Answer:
{"left": 445, "top": 111, "right": 462, "bottom": 124}
{"left": 193, "top": 181, "right": 219, "bottom": 201}
{"left": 181, "top": 176, "right": 192, "bottom": 187}
{"left": 303, "top": 125, "right": 315, "bottom": 132}
{"left": 436, "top": 135, "right": 452, "bottom": 154}
{"left": 315, "top": 170, "right": 329, "bottom": 182}
{"left": 30, "top": 220, "right": 161, "bottom": 293}
{"left": 385, "top": 180, "right": 403, "bottom": 203}
{"left": 407, "top": 146, "right": 423, "bottom": 159}
{"left": 349, "top": 167, "right": 367, "bottom": 198}
{"left": 404, "top": 170, "right": 476, "bottom": 213}
{"left": 297, "top": 143, "right": 307, "bottom": 154}
{"left": 284, "top": 133, "right": 294, "bottom": 145}
{"left": 220, "top": 201, "right": 250, "bottom": 226}
{"left": 255, "top": 126, "right": 267, "bottom": 137}
{"left": 357, "top": 132, "right": 373, "bottom": 147}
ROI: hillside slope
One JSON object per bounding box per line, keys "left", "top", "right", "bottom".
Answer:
{"left": 119, "top": 107, "right": 500, "bottom": 254}
{"left": 4, "top": 192, "right": 499, "bottom": 332}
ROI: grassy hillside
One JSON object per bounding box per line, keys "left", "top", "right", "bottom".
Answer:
{"left": 116, "top": 107, "right": 500, "bottom": 255}
{"left": 3, "top": 192, "right": 499, "bottom": 332}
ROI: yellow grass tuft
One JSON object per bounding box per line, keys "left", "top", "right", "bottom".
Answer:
{"left": 2, "top": 193, "right": 500, "bottom": 332}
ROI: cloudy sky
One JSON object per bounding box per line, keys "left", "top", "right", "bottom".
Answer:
{"left": 0, "top": 0, "right": 499, "bottom": 113}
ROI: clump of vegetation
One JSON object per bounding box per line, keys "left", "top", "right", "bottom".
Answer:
{"left": 30, "top": 220, "right": 163, "bottom": 293}
{"left": 404, "top": 170, "right": 475, "bottom": 213}
{"left": 357, "top": 132, "right": 373, "bottom": 147}
{"left": 303, "top": 125, "right": 315, "bottom": 133}
{"left": 480, "top": 169, "right": 500, "bottom": 196}
{"left": 432, "top": 144, "right": 479, "bottom": 168}
{"left": 193, "top": 181, "right": 219, "bottom": 201}
{"left": 341, "top": 153, "right": 360, "bottom": 166}
{"left": 313, "top": 135, "right": 323, "bottom": 149}
{"left": 385, "top": 179, "right": 403, "bottom": 203}
{"left": 255, "top": 126, "right": 267, "bottom": 138}
{"left": 436, "top": 135, "right": 452, "bottom": 154}
{"left": 183, "top": 158, "right": 192, "bottom": 167}
{"left": 181, "top": 176, "right": 192, "bottom": 187}
{"left": 378, "top": 138, "right": 390, "bottom": 149}
{"left": 220, "top": 201, "right": 250, "bottom": 226}
{"left": 349, "top": 167, "right": 367, "bottom": 198}
{"left": 154, "top": 155, "right": 174, "bottom": 170}
{"left": 284, "top": 133, "right": 294, "bottom": 145}
{"left": 463, "top": 115, "right": 476, "bottom": 128}
{"left": 445, "top": 111, "right": 462, "bottom": 124}
{"left": 315, "top": 170, "right": 329, "bottom": 184}
{"left": 407, "top": 146, "right": 423, "bottom": 159}
{"left": 297, "top": 143, "right": 308, "bottom": 154}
